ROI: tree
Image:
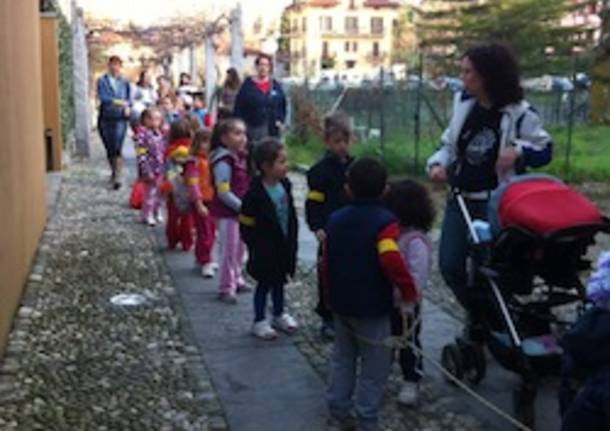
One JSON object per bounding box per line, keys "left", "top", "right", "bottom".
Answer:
{"left": 417, "top": 0, "right": 595, "bottom": 76}
{"left": 391, "top": 6, "right": 418, "bottom": 66}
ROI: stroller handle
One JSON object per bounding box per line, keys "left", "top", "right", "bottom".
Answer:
{"left": 453, "top": 189, "right": 483, "bottom": 245}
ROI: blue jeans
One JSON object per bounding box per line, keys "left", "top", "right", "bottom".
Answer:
{"left": 98, "top": 119, "right": 127, "bottom": 163}
{"left": 561, "top": 368, "right": 610, "bottom": 431}
{"left": 327, "top": 314, "right": 391, "bottom": 431}
{"left": 254, "top": 281, "right": 284, "bottom": 322}
{"left": 439, "top": 197, "right": 489, "bottom": 311}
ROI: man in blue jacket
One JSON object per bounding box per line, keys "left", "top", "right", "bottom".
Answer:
{"left": 97, "top": 55, "right": 131, "bottom": 190}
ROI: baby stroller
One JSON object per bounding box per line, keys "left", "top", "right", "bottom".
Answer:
{"left": 440, "top": 174, "right": 610, "bottom": 429}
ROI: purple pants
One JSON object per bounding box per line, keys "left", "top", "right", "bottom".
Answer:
{"left": 141, "top": 176, "right": 162, "bottom": 220}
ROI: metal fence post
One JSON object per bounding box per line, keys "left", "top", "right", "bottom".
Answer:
{"left": 379, "top": 66, "right": 385, "bottom": 152}
{"left": 413, "top": 52, "right": 423, "bottom": 171}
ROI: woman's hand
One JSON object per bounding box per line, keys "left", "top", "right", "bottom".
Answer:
{"left": 315, "top": 229, "right": 326, "bottom": 243}
{"left": 496, "top": 146, "right": 519, "bottom": 173}
{"left": 429, "top": 165, "right": 448, "bottom": 183}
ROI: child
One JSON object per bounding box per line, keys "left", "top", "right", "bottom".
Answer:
{"left": 190, "top": 129, "right": 218, "bottom": 278}
{"left": 305, "top": 111, "right": 355, "bottom": 340}
{"left": 325, "top": 158, "right": 419, "bottom": 431}
{"left": 163, "top": 119, "right": 194, "bottom": 251}
{"left": 385, "top": 179, "right": 435, "bottom": 406}
{"left": 240, "top": 138, "right": 299, "bottom": 340}
{"left": 209, "top": 119, "right": 250, "bottom": 304}
{"left": 158, "top": 95, "right": 177, "bottom": 136}
{"left": 559, "top": 251, "right": 610, "bottom": 431}
{"left": 192, "top": 94, "right": 212, "bottom": 128}
{"left": 136, "top": 108, "right": 165, "bottom": 226}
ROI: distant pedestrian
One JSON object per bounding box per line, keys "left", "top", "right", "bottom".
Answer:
{"left": 132, "top": 69, "right": 158, "bottom": 129}
{"left": 233, "top": 54, "right": 286, "bottom": 151}
{"left": 216, "top": 68, "right": 241, "bottom": 120}
{"left": 96, "top": 55, "right": 131, "bottom": 190}
{"left": 135, "top": 108, "right": 165, "bottom": 226}
{"left": 240, "top": 138, "right": 299, "bottom": 340}
{"left": 209, "top": 119, "right": 251, "bottom": 304}
{"left": 190, "top": 128, "right": 218, "bottom": 278}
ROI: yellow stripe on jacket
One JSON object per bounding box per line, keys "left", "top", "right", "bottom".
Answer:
{"left": 377, "top": 238, "right": 399, "bottom": 255}
{"left": 239, "top": 214, "right": 256, "bottom": 227}
{"left": 307, "top": 190, "right": 325, "bottom": 203}
{"left": 217, "top": 182, "right": 231, "bottom": 193}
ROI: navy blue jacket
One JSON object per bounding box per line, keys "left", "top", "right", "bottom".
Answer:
{"left": 239, "top": 177, "right": 298, "bottom": 283}
{"left": 97, "top": 73, "right": 131, "bottom": 122}
{"left": 326, "top": 200, "right": 397, "bottom": 318}
{"left": 233, "top": 77, "right": 286, "bottom": 137}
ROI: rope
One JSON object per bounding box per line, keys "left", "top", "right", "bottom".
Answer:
{"left": 295, "top": 262, "right": 534, "bottom": 431}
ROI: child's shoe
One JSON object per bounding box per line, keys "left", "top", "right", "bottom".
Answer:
{"left": 146, "top": 215, "right": 157, "bottom": 227}
{"left": 252, "top": 320, "right": 278, "bottom": 340}
{"left": 201, "top": 263, "right": 216, "bottom": 278}
{"left": 209, "top": 262, "right": 219, "bottom": 271}
{"left": 397, "top": 382, "right": 419, "bottom": 406}
{"left": 236, "top": 280, "right": 253, "bottom": 293}
{"left": 155, "top": 212, "right": 164, "bottom": 224}
{"left": 272, "top": 313, "right": 298, "bottom": 334}
{"left": 218, "top": 293, "right": 237, "bottom": 304}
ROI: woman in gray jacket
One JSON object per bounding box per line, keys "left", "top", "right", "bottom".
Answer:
{"left": 427, "top": 44, "right": 552, "bottom": 321}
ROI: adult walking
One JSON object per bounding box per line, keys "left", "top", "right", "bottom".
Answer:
{"left": 97, "top": 55, "right": 132, "bottom": 190}
{"left": 233, "top": 54, "right": 287, "bottom": 147}
{"left": 427, "top": 44, "right": 552, "bottom": 320}
{"left": 216, "top": 67, "right": 241, "bottom": 120}
{"left": 132, "top": 69, "right": 157, "bottom": 125}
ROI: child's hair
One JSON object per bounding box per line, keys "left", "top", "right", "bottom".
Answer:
{"left": 347, "top": 157, "right": 386, "bottom": 199}
{"left": 184, "top": 112, "right": 201, "bottom": 134}
{"left": 385, "top": 179, "right": 436, "bottom": 232}
{"left": 210, "top": 118, "right": 245, "bottom": 151}
{"left": 169, "top": 118, "right": 192, "bottom": 142}
{"left": 254, "top": 138, "right": 284, "bottom": 172}
{"left": 140, "top": 107, "right": 160, "bottom": 126}
{"left": 191, "top": 128, "right": 212, "bottom": 156}
{"left": 324, "top": 111, "right": 352, "bottom": 142}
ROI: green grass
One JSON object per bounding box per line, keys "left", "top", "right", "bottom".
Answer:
{"left": 285, "top": 125, "right": 610, "bottom": 182}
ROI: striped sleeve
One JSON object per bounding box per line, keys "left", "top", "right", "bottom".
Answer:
{"left": 376, "top": 222, "right": 418, "bottom": 304}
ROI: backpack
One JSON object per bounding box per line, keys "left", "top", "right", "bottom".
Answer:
{"left": 166, "top": 160, "right": 191, "bottom": 215}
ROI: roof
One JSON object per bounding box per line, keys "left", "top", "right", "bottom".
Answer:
{"left": 363, "top": 0, "right": 400, "bottom": 8}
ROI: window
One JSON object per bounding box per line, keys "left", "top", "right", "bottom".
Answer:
{"left": 371, "top": 17, "right": 383, "bottom": 35}
{"left": 345, "top": 41, "right": 350, "bottom": 52}
{"left": 372, "top": 42, "right": 380, "bottom": 57}
{"left": 349, "top": 0, "right": 356, "bottom": 9}
{"left": 346, "top": 60, "right": 356, "bottom": 69}
{"left": 292, "top": 19, "right": 298, "bottom": 32}
{"left": 322, "top": 41, "right": 329, "bottom": 57}
{"left": 302, "top": 17, "right": 307, "bottom": 32}
{"left": 345, "top": 17, "right": 359, "bottom": 34}
{"left": 319, "top": 16, "right": 333, "bottom": 32}
{"left": 353, "top": 42, "right": 358, "bottom": 52}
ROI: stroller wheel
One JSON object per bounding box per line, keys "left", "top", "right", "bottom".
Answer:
{"left": 441, "top": 343, "right": 464, "bottom": 385}
{"left": 464, "top": 343, "right": 487, "bottom": 385}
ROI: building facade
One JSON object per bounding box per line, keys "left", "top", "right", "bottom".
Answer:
{"left": 284, "top": 0, "right": 403, "bottom": 78}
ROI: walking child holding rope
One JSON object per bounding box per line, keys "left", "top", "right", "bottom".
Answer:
{"left": 324, "top": 158, "right": 419, "bottom": 431}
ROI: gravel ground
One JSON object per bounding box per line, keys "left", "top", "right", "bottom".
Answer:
{"left": 0, "top": 142, "right": 227, "bottom": 431}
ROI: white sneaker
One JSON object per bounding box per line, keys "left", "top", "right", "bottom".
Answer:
{"left": 272, "top": 313, "right": 298, "bottom": 334}
{"left": 201, "top": 263, "right": 215, "bottom": 278}
{"left": 252, "top": 320, "right": 278, "bottom": 340}
{"left": 146, "top": 215, "right": 156, "bottom": 227}
{"left": 209, "top": 262, "right": 219, "bottom": 271}
{"left": 155, "top": 213, "right": 164, "bottom": 224}
{"left": 397, "top": 382, "right": 419, "bottom": 406}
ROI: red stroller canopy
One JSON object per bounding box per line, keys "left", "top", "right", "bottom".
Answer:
{"left": 498, "top": 178, "right": 604, "bottom": 235}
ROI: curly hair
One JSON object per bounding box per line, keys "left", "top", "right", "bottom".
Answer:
{"left": 385, "top": 179, "right": 435, "bottom": 232}
{"left": 464, "top": 44, "right": 524, "bottom": 108}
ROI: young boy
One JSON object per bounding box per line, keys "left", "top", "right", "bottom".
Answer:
{"left": 559, "top": 251, "right": 610, "bottom": 431}
{"left": 306, "top": 111, "right": 354, "bottom": 340}
{"left": 325, "top": 158, "right": 419, "bottom": 431}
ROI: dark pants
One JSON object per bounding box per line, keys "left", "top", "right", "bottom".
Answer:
{"left": 438, "top": 197, "right": 489, "bottom": 311}
{"left": 315, "top": 243, "right": 333, "bottom": 322}
{"left": 391, "top": 305, "right": 423, "bottom": 382}
{"left": 98, "top": 118, "right": 127, "bottom": 163}
{"left": 254, "top": 280, "right": 285, "bottom": 322}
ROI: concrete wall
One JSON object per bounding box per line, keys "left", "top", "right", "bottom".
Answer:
{"left": 0, "top": 1, "right": 47, "bottom": 356}
{"left": 41, "top": 14, "right": 63, "bottom": 171}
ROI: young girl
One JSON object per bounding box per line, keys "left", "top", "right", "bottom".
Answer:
{"left": 209, "top": 119, "right": 250, "bottom": 304}
{"left": 385, "top": 179, "right": 435, "bottom": 406}
{"left": 189, "top": 129, "right": 218, "bottom": 278}
{"left": 136, "top": 108, "right": 165, "bottom": 226}
{"left": 163, "top": 119, "right": 194, "bottom": 251}
{"left": 240, "top": 138, "right": 299, "bottom": 340}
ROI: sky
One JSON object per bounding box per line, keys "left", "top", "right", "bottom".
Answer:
{"left": 77, "top": 0, "right": 293, "bottom": 28}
